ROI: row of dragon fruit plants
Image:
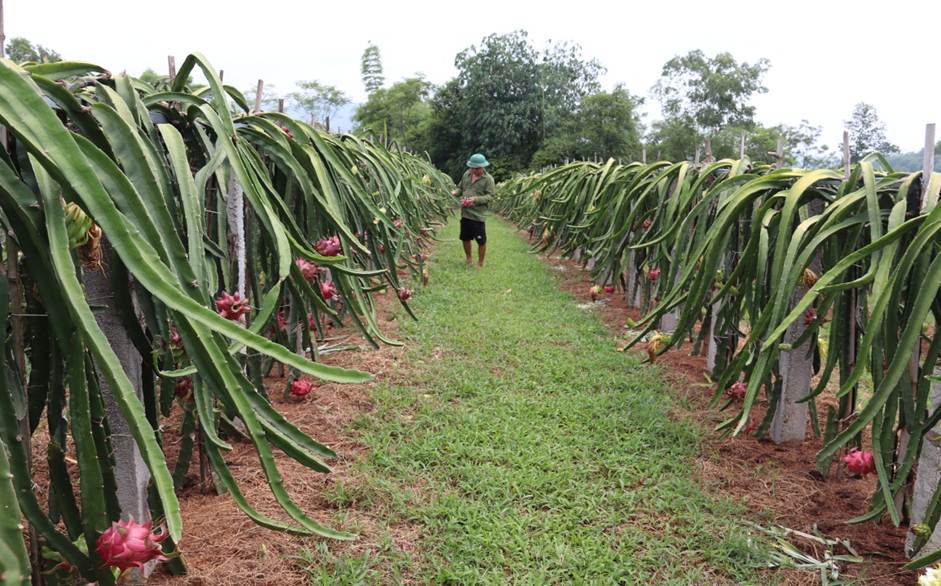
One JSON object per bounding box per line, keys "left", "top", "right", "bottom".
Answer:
{"left": 496, "top": 153, "right": 941, "bottom": 570}
{"left": 0, "top": 54, "right": 452, "bottom": 584}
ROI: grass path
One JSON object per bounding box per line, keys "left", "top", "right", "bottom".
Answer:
{"left": 310, "top": 217, "right": 768, "bottom": 584}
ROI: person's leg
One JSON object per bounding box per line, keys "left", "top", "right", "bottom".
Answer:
{"left": 459, "top": 218, "right": 473, "bottom": 263}
{"left": 462, "top": 240, "right": 472, "bottom": 263}
{"left": 477, "top": 243, "right": 486, "bottom": 267}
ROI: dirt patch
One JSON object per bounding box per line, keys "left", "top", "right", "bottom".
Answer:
{"left": 150, "top": 290, "right": 423, "bottom": 586}
{"left": 533, "top": 234, "right": 916, "bottom": 586}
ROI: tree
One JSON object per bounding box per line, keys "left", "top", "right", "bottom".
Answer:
{"left": 710, "top": 120, "right": 835, "bottom": 167}
{"left": 653, "top": 50, "right": 769, "bottom": 134}
{"left": 646, "top": 116, "right": 701, "bottom": 162}
{"left": 354, "top": 76, "right": 432, "bottom": 150}
{"left": 846, "top": 102, "right": 899, "bottom": 162}
{"left": 532, "top": 86, "right": 643, "bottom": 167}
{"left": 428, "top": 30, "right": 603, "bottom": 178}
{"left": 6, "top": 37, "right": 61, "bottom": 63}
{"left": 289, "top": 81, "right": 350, "bottom": 128}
{"left": 360, "top": 42, "right": 385, "bottom": 95}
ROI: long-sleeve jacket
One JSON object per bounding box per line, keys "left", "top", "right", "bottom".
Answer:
{"left": 454, "top": 170, "right": 495, "bottom": 222}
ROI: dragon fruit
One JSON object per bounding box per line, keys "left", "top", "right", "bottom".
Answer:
{"left": 95, "top": 519, "right": 168, "bottom": 574}
{"left": 174, "top": 377, "right": 192, "bottom": 399}
{"left": 290, "top": 379, "right": 315, "bottom": 398}
{"left": 604, "top": 285, "right": 615, "bottom": 294}
{"left": 314, "top": 235, "right": 342, "bottom": 257}
{"left": 295, "top": 257, "right": 322, "bottom": 281}
{"left": 215, "top": 292, "right": 250, "bottom": 321}
{"left": 320, "top": 281, "right": 338, "bottom": 301}
{"left": 726, "top": 381, "right": 746, "bottom": 401}
{"left": 648, "top": 267, "right": 661, "bottom": 282}
{"left": 804, "top": 307, "right": 817, "bottom": 326}
{"left": 842, "top": 448, "right": 876, "bottom": 476}
{"left": 398, "top": 288, "right": 413, "bottom": 302}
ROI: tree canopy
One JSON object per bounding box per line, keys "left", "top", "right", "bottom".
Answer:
{"left": 289, "top": 81, "right": 350, "bottom": 128}
{"left": 6, "top": 37, "right": 61, "bottom": 63}
{"left": 353, "top": 76, "right": 432, "bottom": 152}
{"left": 846, "top": 102, "right": 899, "bottom": 162}
{"left": 361, "top": 42, "right": 385, "bottom": 95}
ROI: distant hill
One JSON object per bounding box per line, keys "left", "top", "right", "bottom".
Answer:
{"left": 885, "top": 148, "right": 941, "bottom": 172}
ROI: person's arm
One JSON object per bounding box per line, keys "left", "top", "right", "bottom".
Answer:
{"left": 451, "top": 173, "right": 465, "bottom": 198}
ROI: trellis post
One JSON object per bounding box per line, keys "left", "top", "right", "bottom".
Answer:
{"left": 908, "top": 123, "right": 940, "bottom": 556}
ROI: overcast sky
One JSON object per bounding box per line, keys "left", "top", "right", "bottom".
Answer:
{"left": 6, "top": 0, "right": 940, "bottom": 151}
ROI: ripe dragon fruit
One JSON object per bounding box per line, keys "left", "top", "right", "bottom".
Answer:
{"left": 398, "top": 288, "right": 413, "bottom": 302}
{"left": 290, "top": 379, "right": 315, "bottom": 398}
{"left": 604, "top": 285, "right": 615, "bottom": 294}
{"left": 842, "top": 448, "right": 876, "bottom": 476}
{"left": 393, "top": 218, "right": 404, "bottom": 229}
{"left": 295, "top": 257, "right": 322, "bottom": 281}
{"left": 726, "top": 381, "right": 746, "bottom": 401}
{"left": 314, "top": 235, "right": 342, "bottom": 257}
{"left": 320, "top": 281, "right": 338, "bottom": 301}
{"left": 307, "top": 312, "right": 317, "bottom": 331}
{"left": 215, "top": 292, "right": 250, "bottom": 321}
{"left": 648, "top": 267, "right": 661, "bottom": 282}
{"left": 95, "top": 519, "right": 169, "bottom": 574}
{"left": 641, "top": 218, "right": 652, "bottom": 230}
{"left": 174, "top": 377, "right": 192, "bottom": 399}
{"left": 276, "top": 309, "right": 287, "bottom": 332}
{"left": 804, "top": 307, "right": 817, "bottom": 326}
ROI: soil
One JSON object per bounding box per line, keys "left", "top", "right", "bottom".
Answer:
{"left": 539, "top": 239, "right": 917, "bottom": 586}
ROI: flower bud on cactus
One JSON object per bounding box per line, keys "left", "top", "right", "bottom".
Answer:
{"left": 95, "top": 519, "right": 169, "bottom": 574}
{"left": 842, "top": 448, "right": 876, "bottom": 476}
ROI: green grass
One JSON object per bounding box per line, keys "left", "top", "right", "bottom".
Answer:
{"left": 304, "top": 216, "right": 772, "bottom": 584}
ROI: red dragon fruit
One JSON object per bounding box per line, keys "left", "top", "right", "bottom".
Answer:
{"left": 398, "top": 288, "right": 413, "bottom": 302}
{"left": 393, "top": 218, "right": 404, "bottom": 229}
{"left": 307, "top": 312, "right": 317, "bottom": 331}
{"left": 641, "top": 218, "right": 652, "bottom": 230}
{"left": 726, "top": 381, "right": 746, "bottom": 401}
{"left": 604, "top": 285, "right": 615, "bottom": 294}
{"left": 290, "top": 379, "right": 315, "bottom": 398}
{"left": 215, "top": 292, "right": 250, "bottom": 321}
{"left": 95, "top": 519, "right": 169, "bottom": 574}
{"left": 842, "top": 448, "right": 876, "bottom": 476}
{"left": 648, "top": 267, "right": 661, "bottom": 282}
{"left": 804, "top": 307, "right": 817, "bottom": 326}
{"left": 276, "top": 309, "right": 287, "bottom": 332}
{"left": 320, "top": 281, "right": 338, "bottom": 301}
{"left": 295, "top": 257, "right": 322, "bottom": 281}
{"left": 169, "top": 327, "right": 183, "bottom": 350}
{"left": 314, "top": 235, "right": 342, "bottom": 257}
{"left": 174, "top": 377, "right": 192, "bottom": 399}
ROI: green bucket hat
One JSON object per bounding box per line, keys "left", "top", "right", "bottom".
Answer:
{"left": 466, "top": 153, "right": 490, "bottom": 168}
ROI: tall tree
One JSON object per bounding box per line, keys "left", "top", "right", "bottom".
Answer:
{"left": 428, "top": 30, "right": 602, "bottom": 178}
{"left": 846, "top": 102, "right": 899, "bottom": 162}
{"left": 354, "top": 76, "right": 432, "bottom": 150}
{"left": 532, "top": 86, "right": 643, "bottom": 167}
{"left": 241, "top": 83, "right": 280, "bottom": 111}
{"left": 6, "top": 37, "right": 60, "bottom": 63}
{"left": 360, "top": 42, "right": 385, "bottom": 95}
{"left": 289, "top": 81, "right": 350, "bottom": 128}
{"left": 649, "top": 50, "right": 769, "bottom": 160}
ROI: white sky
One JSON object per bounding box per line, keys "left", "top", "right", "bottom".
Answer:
{"left": 6, "top": 0, "right": 940, "bottom": 151}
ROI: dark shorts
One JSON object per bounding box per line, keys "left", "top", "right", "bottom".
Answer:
{"left": 460, "top": 218, "right": 487, "bottom": 245}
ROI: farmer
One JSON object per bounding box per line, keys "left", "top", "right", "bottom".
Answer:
{"left": 452, "top": 153, "right": 494, "bottom": 267}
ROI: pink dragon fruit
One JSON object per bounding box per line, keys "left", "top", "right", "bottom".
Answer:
{"left": 295, "top": 257, "right": 322, "bottom": 281}
{"left": 95, "top": 519, "right": 169, "bottom": 574}
{"left": 215, "top": 292, "right": 250, "bottom": 321}
{"left": 290, "top": 379, "right": 315, "bottom": 398}
{"left": 398, "top": 288, "right": 413, "bottom": 302}
{"left": 320, "top": 281, "right": 338, "bottom": 301}
{"left": 842, "top": 448, "right": 876, "bottom": 476}
{"left": 726, "top": 381, "right": 746, "bottom": 401}
{"left": 314, "top": 235, "right": 342, "bottom": 257}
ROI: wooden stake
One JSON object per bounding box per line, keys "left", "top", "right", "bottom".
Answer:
{"left": 253, "top": 79, "right": 264, "bottom": 113}
{"left": 277, "top": 98, "right": 285, "bottom": 113}
{"left": 843, "top": 130, "right": 851, "bottom": 179}
{"left": 704, "top": 137, "right": 714, "bottom": 163}
{"left": 775, "top": 137, "right": 785, "bottom": 167}
{"left": 167, "top": 55, "right": 176, "bottom": 79}
{"left": 739, "top": 133, "right": 746, "bottom": 159}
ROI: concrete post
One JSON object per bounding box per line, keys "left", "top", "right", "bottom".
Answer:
{"left": 908, "top": 368, "right": 941, "bottom": 557}
{"left": 770, "top": 288, "right": 812, "bottom": 443}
